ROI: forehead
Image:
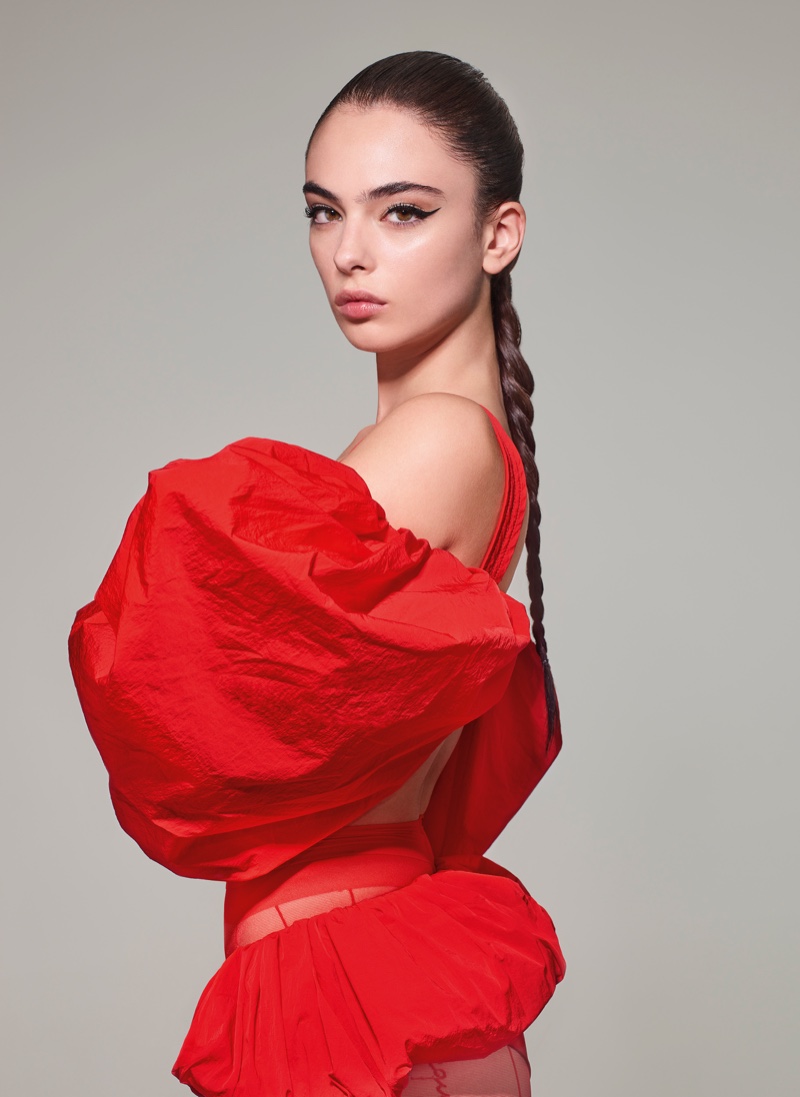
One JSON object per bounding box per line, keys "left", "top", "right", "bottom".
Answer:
{"left": 306, "top": 106, "right": 474, "bottom": 199}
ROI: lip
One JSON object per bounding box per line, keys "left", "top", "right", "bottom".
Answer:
{"left": 334, "top": 289, "right": 387, "bottom": 320}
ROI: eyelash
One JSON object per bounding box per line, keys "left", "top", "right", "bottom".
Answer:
{"left": 303, "top": 202, "right": 438, "bottom": 226}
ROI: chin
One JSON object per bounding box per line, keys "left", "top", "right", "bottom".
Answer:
{"left": 340, "top": 329, "right": 391, "bottom": 354}
{"left": 335, "top": 315, "right": 446, "bottom": 359}
{"left": 335, "top": 319, "right": 401, "bottom": 355}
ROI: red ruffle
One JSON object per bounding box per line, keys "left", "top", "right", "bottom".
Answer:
{"left": 69, "top": 435, "right": 566, "bottom": 1095}
{"left": 68, "top": 437, "right": 555, "bottom": 882}
{"left": 173, "top": 863, "right": 565, "bottom": 1097}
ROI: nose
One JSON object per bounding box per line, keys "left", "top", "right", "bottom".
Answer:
{"left": 333, "top": 215, "right": 374, "bottom": 275}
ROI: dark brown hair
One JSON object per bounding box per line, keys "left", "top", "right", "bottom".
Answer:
{"left": 309, "top": 51, "right": 560, "bottom": 743}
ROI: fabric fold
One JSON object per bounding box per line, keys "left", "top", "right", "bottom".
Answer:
{"left": 68, "top": 433, "right": 566, "bottom": 1095}
{"left": 68, "top": 437, "right": 552, "bottom": 882}
{"left": 172, "top": 865, "right": 565, "bottom": 1097}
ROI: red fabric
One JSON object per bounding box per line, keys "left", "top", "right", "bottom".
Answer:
{"left": 222, "top": 818, "right": 438, "bottom": 956}
{"left": 175, "top": 859, "right": 562, "bottom": 1096}
{"left": 183, "top": 817, "right": 561, "bottom": 1097}
{"left": 416, "top": 409, "right": 560, "bottom": 865}
{"left": 476, "top": 406, "right": 528, "bottom": 583}
{"left": 68, "top": 417, "right": 564, "bottom": 1096}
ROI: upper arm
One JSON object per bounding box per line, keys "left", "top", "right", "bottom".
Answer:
{"left": 339, "top": 393, "right": 505, "bottom": 569}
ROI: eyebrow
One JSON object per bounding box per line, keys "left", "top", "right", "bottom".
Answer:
{"left": 303, "top": 180, "right": 445, "bottom": 204}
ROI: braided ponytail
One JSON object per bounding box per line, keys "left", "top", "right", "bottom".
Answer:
{"left": 309, "top": 50, "right": 560, "bottom": 743}
{"left": 492, "top": 267, "right": 561, "bottom": 744}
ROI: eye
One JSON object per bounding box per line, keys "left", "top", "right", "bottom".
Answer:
{"left": 304, "top": 204, "right": 341, "bottom": 225}
{"left": 384, "top": 203, "right": 440, "bottom": 226}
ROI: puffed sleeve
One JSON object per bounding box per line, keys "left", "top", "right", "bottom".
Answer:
{"left": 69, "top": 437, "right": 533, "bottom": 880}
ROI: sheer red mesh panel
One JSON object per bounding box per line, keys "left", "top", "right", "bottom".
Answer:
{"left": 224, "top": 818, "right": 531, "bottom": 1097}
{"left": 403, "top": 1038, "right": 530, "bottom": 1097}
{"left": 224, "top": 818, "right": 436, "bottom": 954}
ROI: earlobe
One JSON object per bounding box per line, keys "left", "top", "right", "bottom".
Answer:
{"left": 482, "top": 201, "right": 526, "bottom": 276}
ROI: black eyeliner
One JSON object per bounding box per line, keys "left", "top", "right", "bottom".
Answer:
{"left": 385, "top": 202, "right": 441, "bottom": 219}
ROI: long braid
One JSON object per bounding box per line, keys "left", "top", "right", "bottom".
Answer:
{"left": 309, "top": 50, "right": 561, "bottom": 743}
{"left": 492, "top": 266, "right": 561, "bottom": 745}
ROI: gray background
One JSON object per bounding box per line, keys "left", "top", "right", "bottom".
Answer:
{"left": 2, "top": 1, "right": 798, "bottom": 1094}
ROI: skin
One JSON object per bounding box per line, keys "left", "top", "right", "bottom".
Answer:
{"left": 217, "top": 109, "right": 535, "bottom": 1085}
{"left": 304, "top": 104, "right": 528, "bottom": 571}
{"left": 304, "top": 104, "right": 530, "bottom": 826}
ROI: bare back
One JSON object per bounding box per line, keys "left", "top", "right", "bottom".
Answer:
{"left": 338, "top": 394, "right": 531, "bottom": 825}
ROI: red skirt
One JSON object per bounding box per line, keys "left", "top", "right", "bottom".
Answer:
{"left": 173, "top": 818, "right": 564, "bottom": 1097}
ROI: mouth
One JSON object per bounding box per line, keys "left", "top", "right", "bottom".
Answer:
{"left": 334, "top": 289, "right": 387, "bottom": 320}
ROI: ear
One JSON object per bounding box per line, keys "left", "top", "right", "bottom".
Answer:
{"left": 481, "top": 201, "right": 526, "bottom": 275}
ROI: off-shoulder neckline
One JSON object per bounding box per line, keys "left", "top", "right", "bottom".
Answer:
{"left": 337, "top": 401, "right": 525, "bottom": 584}
{"left": 231, "top": 417, "right": 527, "bottom": 586}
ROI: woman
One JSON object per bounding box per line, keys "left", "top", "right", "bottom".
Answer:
{"left": 69, "top": 52, "right": 565, "bottom": 1096}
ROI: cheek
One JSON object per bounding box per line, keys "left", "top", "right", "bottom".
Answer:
{"left": 390, "top": 230, "right": 483, "bottom": 313}
{"left": 308, "top": 233, "right": 333, "bottom": 286}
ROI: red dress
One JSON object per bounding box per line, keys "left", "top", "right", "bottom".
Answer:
{"left": 68, "top": 406, "right": 565, "bottom": 1096}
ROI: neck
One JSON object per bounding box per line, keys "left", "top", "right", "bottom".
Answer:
{"left": 373, "top": 293, "right": 505, "bottom": 422}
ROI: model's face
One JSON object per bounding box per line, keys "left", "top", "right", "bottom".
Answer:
{"left": 304, "top": 106, "right": 488, "bottom": 357}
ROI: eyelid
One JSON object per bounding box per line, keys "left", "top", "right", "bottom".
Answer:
{"left": 304, "top": 202, "right": 341, "bottom": 222}
{"left": 304, "top": 200, "right": 440, "bottom": 223}
{"left": 384, "top": 202, "right": 441, "bottom": 221}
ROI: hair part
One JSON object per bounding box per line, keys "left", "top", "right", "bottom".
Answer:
{"left": 310, "top": 51, "right": 561, "bottom": 744}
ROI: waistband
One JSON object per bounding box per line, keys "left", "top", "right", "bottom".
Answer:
{"left": 287, "top": 815, "right": 435, "bottom": 866}
{"left": 224, "top": 816, "right": 436, "bottom": 955}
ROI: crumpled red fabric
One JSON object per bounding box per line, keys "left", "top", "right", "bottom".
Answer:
{"left": 68, "top": 436, "right": 564, "bottom": 1096}
{"left": 173, "top": 862, "right": 564, "bottom": 1097}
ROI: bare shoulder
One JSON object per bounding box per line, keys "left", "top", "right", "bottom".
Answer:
{"left": 339, "top": 393, "right": 505, "bottom": 564}
{"left": 342, "top": 392, "right": 500, "bottom": 488}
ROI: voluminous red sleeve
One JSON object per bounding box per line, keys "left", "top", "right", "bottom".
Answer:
{"left": 68, "top": 437, "right": 535, "bottom": 880}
